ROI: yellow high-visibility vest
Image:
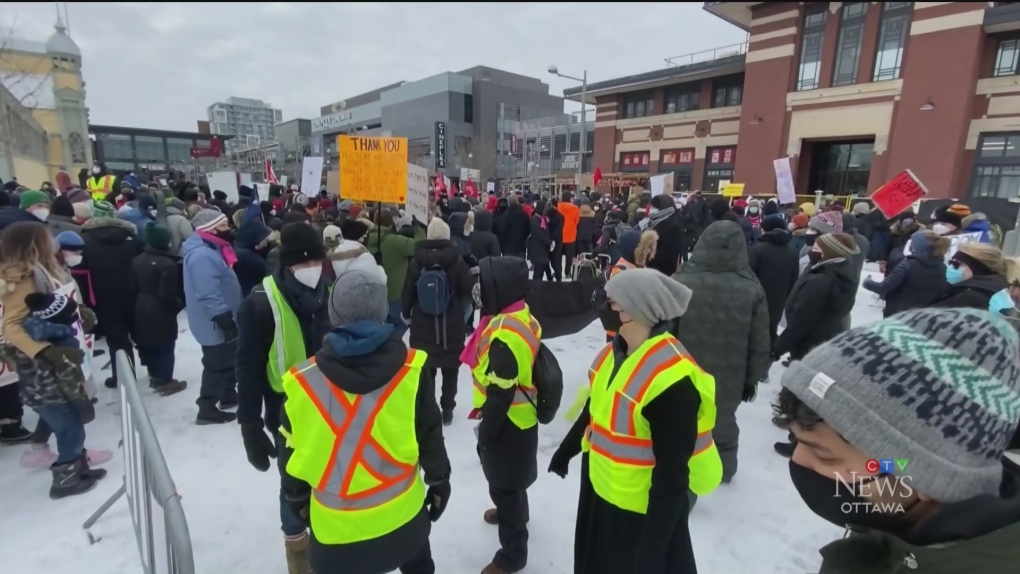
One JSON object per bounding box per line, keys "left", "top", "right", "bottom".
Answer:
{"left": 87, "top": 175, "right": 115, "bottom": 201}
{"left": 262, "top": 276, "right": 307, "bottom": 393}
{"left": 582, "top": 334, "right": 722, "bottom": 514}
{"left": 281, "top": 349, "right": 428, "bottom": 544}
{"left": 471, "top": 307, "right": 541, "bottom": 430}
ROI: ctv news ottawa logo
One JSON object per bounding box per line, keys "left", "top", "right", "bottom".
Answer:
{"left": 836, "top": 458, "right": 913, "bottom": 515}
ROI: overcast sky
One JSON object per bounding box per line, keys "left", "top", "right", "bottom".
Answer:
{"left": 2, "top": 2, "right": 746, "bottom": 132}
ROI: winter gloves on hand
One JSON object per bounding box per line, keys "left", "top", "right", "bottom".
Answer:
{"left": 287, "top": 495, "right": 310, "bottom": 528}
{"left": 548, "top": 448, "right": 572, "bottom": 478}
{"left": 79, "top": 307, "right": 97, "bottom": 333}
{"left": 213, "top": 312, "right": 238, "bottom": 342}
{"left": 742, "top": 380, "right": 758, "bottom": 403}
{"left": 36, "top": 345, "right": 85, "bottom": 375}
{"left": 426, "top": 480, "right": 451, "bottom": 522}
{"left": 241, "top": 423, "right": 277, "bottom": 472}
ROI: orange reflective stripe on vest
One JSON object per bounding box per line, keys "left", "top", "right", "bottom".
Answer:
{"left": 292, "top": 355, "right": 419, "bottom": 511}
{"left": 588, "top": 344, "right": 613, "bottom": 385}
{"left": 472, "top": 378, "right": 537, "bottom": 405}
{"left": 473, "top": 314, "right": 541, "bottom": 405}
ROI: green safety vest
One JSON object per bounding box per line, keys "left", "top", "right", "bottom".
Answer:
{"left": 263, "top": 276, "right": 308, "bottom": 393}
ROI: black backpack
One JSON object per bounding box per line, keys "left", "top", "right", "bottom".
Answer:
{"left": 521, "top": 343, "right": 563, "bottom": 424}
{"left": 416, "top": 265, "right": 452, "bottom": 315}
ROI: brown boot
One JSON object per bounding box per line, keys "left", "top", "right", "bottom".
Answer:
{"left": 157, "top": 379, "right": 188, "bottom": 397}
{"left": 480, "top": 563, "right": 508, "bottom": 574}
{"left": 483, "top": 508, "right": 498, "bottom": 525}
{"left": 284, "top": 532, "right": 311, "bottom": 574}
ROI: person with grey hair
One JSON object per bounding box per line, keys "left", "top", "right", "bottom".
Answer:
{"left": 278, "top": 269, "right": 451, "bottom": 574}
{"left": 548, "top": 268, "right": 722, "bottom": 574}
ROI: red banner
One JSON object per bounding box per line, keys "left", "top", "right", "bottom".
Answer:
{"left": 870, "top": 170, "right": 929, "bottom": 219}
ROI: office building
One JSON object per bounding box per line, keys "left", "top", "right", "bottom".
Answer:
{"left": 89, "top": 124, "right": 230, "bottom": 180}
{"left": 503, "top": 110, "right": 595, "bottom": 187}
{"left": 207, "top": 96, "right": 283, "bottom": 153}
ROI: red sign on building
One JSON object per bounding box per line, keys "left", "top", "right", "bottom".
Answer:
{"left": 190, "top": 137, "right": 223, "bottom": 159}
{"left": 708, "top": 146, "right": 736, "bottom": 165}
{"left": 662, "top": 149, "right": 694, "bottom": 165}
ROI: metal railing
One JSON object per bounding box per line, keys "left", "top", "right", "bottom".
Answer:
{"left": 83, "top": 351, "right": 195, "bottom": 574}
{"left": 665, "top": 42, "right": 748, "bottom": 67}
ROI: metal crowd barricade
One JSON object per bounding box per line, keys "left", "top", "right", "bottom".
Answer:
{"left": 83, "top": 351, "right": 195, "bottom": 574}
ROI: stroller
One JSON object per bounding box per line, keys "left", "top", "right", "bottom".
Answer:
{"left": 571, "top": 252, "right": 600, "bottom": 282}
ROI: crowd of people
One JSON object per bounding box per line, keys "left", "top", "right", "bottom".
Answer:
{"left": 1, "top": 165, "right": 1019, "bottom": 574}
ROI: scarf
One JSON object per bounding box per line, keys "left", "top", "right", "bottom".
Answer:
{"left": 460, "top": 299, "right": 527, "bottom": 368}
{"left": 648, "top": 206, "right": 675, "bottom": 229}
{"left": 197, "top": 230, "right": 238, "bottom": 268}
{"left": 538, "top": 215, "right": 548, "bottom": 230}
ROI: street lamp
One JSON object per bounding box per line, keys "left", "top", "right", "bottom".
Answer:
{"left": 549, "top": 65, "right": 588, "bottom": 180}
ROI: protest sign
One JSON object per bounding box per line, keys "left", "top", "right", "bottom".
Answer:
{"left": 405, "top": 163, "right": 429, "bottom": 223}
{"left": 870, "top": 170, "right": 929, "bottom": 219}
{"left": 649, "top": 173, "right": 674, "bottom": 197}
{"left": 722, "top": 183, "right": 745, "bottom": 197}
{"left": 903, "top": 231, "right": 983, "bottom": 261}
{"left": 338, "top": 136, "right": 408, "bottom": 203}
{"left": 773, "top": 157, "right": 796, "bottom": 205}
{"left": 300, "top": 156, "right": 324, "bottom": 198}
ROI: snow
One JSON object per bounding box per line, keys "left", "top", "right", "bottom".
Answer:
{"left": 1, "top": 265, "right": 888, "bottom": 574}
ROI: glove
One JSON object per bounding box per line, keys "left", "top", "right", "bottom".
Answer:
{"left": 241, "top": 423, "right": 277, "bottom": 472}
{"left": 213, "top": 312, "right": 238, "bottom": 341}
{"left": 548, "top": 447, "right": 573, "bottom": 479}
{"left": 79, "top": 307, "right": 97, "bottom": 333}
{"left": 37, "top": 345, "right": 85, "bottom": 375}
{"left": 426, "top": 480, "right": 451, "bottom": 522}
{"left": 287, "top": 497, "right": 310, "bottom": 527}
{"left": 742, "top": 380, "right": 758, "bottom": 403}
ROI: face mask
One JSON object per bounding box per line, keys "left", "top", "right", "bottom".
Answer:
{"left": 748, "top": 208, "right": 759, "bottom": 216}
{"left": 648, "top": 207, "right": 659, "bottom": 214}
{"left": 804, "top": 232, "right": 818, "bottom": 247}
{"left": 213, "top": 228, "right": 234, "bottom": 241}
{"left": 92, "top": 167, "right": 100, "bottom": 175}
{"left": 808, "top": 251, "right": 822, "bottom": 266}
{"left": 932, "top": 223, "right": 952, "bottom": 236}
{"left": 789, "top": 459, "right": 911, "bottom": 532}
{"left": 292, "top": 266, "right": 323, "bottom": 288}
{"left": 32, "top": 208, "right": 50, "bottom": 222}
{"left": 989, "top": 289, "right": 1016, "bottom": 314}
{"left": 64, "top": 253, "right": 83, "bottom": 267}
{"left": 945, "top": 266, "right": 966, "bottom": 285}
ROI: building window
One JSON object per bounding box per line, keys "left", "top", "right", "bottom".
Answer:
{"left": 619, "top": 152, "right": 650, "bottom": 171}
{"left": 873, "top": 2, "right": 912, "bottom": 81}
{"left": 703, "top": 168, "right": 734, "bottom": 193}
{"left": 994, "top": 38, "right": 1020, "bottom": 77}
{"left": 832, "top": 3, "right": 867, "bottom": 87}
{"left": 970, "top": 133, "right": 1020, "bottom": 198}
{"left": 797, "top": 6, "right": 827, "bottom": 91}
{"left": 665, "top": 84, "right": 699, "bottom": 114}
{"left": 712, "top": 76, "right": 743, "bottom": 107}
{"left": 98, "top": 133, "right": 133, "bottom": 160}
{"left": 166, "top": 138, "right": 194, "bottom": 163}
{"left": 623, "top": 91, "right": 655, "bottom": 119}
{"left": 134, "top": 135, "right": 165, "bottom": 162}
{"left": 464, "top": 94, "right": 473, "bottom": 123}
{"left": 808, "top": 140, "right": 874, "bottom": 196}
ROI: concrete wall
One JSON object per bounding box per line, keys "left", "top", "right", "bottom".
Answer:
{"left": 472, "top": 80, "right": 564, "bottom": 181}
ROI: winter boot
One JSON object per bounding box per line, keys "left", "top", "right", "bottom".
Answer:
{"left": 774, "top": 441, "right": 795, "bottom": 458}
{"left": 78, "top": 453, "right": 108, "bottom": 481}
{"left": 0, "top": 421, "right": 32, "bottom": 444}
{"left": 156, "top": 379, "right": 188, "bottom": 397}
{"left": 442, "top": 409, "right": 454, "bottom": 426}
{"left": 483, "top": 508, "right": 498, "bottom": 525}
{"left": 481, "top": 563, "right": 510, "bottom": 574}
{"left": 21, "top": 443, "right": 58, "bottom": 468}
{"left": 49, "top": 459, "right": 98, "bottom": 499}
{"left": 218, "top": 400, "right": 238, "bottom": 410}
{"left": 104, "top": 377, "right": 117, "bottom": 389}
{"left": 196, "top": 403, "right": 237, "bottom": 425}
{"left": 284, "top": 532, "right": 311, "bottom": 574}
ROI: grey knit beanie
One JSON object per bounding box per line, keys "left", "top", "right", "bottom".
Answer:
{"left": 328, "top": 269, "right": 390, "bottom": 327}
{"left": 604, "top": 268, "right": 692, "bottom": 328}
{"left": 192, "top": 209, "right": 227, "bottom": 232}
{"left": 782, "top": 307, "right": 1020, "bottom": 503}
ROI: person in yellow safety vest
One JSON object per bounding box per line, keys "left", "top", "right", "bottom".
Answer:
{"left": 598, "top": 229, "right": 658, "bottom": 342}
{"left": 85, "top": 164, "right": 116, "bottom": 202}
{"left": 464, "top": 256, "right": 541, "bottom": 574}
{"left": 548, "top": 268, "right": 722, "bottom": 574}
{"left": 278, "top": 268, "right": 452, "bottom": 574}
{"left": 235, "top": 222, "right": 330, "bottom": 574}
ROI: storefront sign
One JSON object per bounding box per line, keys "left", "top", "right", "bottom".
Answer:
{"left": 560, "top": 152, "right": 580, "bottom": 171}
{"left": 312, "top": 111, "right": 355, "bottom": 132}
{"left": 708, "top": 147, "right": 736, "bottom": 165}
{"left": 139, "top": 163, "right": 166, "bottom": 171}
{"left": 338, "top": 136, "right": 408, "bottom": 204}
{"left": 435, "top": 122, "right": 446, "bottom": 170}
{"left": 661, "top": 149, "right": 694, "bottom": 165}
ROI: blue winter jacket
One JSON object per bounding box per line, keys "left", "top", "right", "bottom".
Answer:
{"left": 963, "top": 215, "right": 993, "bottom": 243}
{"left": 182, "top": 233, "right": 243, "bottom": 346}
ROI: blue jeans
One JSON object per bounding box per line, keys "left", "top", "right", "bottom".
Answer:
{"left": 279, "top": 488, "right": 307, "bottom": 537}
{"left": 139, "top": 345, "right": 176, "bottom": 383}
{"left": 388, "top": 299, "right": 407, "bottom": 338}
{"left": 34, "top": 402, "right": 85, "bottom": 465}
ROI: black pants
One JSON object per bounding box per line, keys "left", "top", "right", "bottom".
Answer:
{"left": 489, "top": 485, "right": 529, "bottom": 572}
{"left": 562, "top": 242, "right": 577, "bottom": 279}
{"left": 576, "top": 239, "right": 593, "bottom": 255}
{"left": 429, "top": 367, "right": 459, "bottom": 412}
{"left": 139, "top": 344, "right": 176, "bottom": 384}
{"left": 0, "top": 383, "right": 23, "bottom": 423}
{"left": 105, "top": 319, "right": 135, "bottom": 383}
{"left": 198, "top": 341, "right": 237, "bottom": 408}
{"left": 532, "top": 263, "right": 552, "bottom": 281}
{"left": 550, "top": 244, "right": 564, "bottom": 282}
{"left": 398, "top": 539, "right": 435, "bottom": 574}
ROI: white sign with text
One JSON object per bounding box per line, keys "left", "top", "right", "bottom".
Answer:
{"left": 406, "top": 163, "right": 430, "bottom": 223}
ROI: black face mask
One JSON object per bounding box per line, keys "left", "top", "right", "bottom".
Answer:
{"left": 789, "top": 459, "right": 911, "bottom": 532}
{"left": 213, "top": 229, "right": 235, "bottom": 242}
{"left": 808, "top": 251, "right": 822, "bottom": 266}
{"left": 804, "top": 233, "right": 818, "bottom": 247}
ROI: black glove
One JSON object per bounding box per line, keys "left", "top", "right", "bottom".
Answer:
{"left": 37, "top": 345, "right": 85, "bottom": 375}
{"left": 287, "top": 496, "right": 310, "bottom": 527}
{"left": 426, "top": 480, "right": 451, "bottom": 522}
{"left": 548, "top": 446, "right": 572, "bottom": 478}
{"left": 742, "top": 380, "right": 758, "bottom": 403}
{"left": 212, "top": 312, "right": 238, "bottom": 341}
{"left": 241, "top": 423, "right": 276, "bottom": 472}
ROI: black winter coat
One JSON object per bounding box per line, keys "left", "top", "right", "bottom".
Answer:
{"left": 0, "top": 207, "right": 41, "bottom": 232}
{"left": 469, "top": 210, "right": 501, "bottom": 262}
{"left": 235, "top": 269, "right": 331, "bottom": 433}
{"left": 494, "top": 204, "right": 531, "bottom": 257}
{"left": 774, "top": 258, "right": 858, "bottom": 360}
{"left": 647, "top": 215, "right": 685, "bottom": 276}
{"left": 129, "top": 248, "right": 184, "bottom": 348}
{"left": 402, "top": 240, "right": 474, "bottom": 369}
{"left": 864, "top": 256, "right": 948, "bottom": 317}
{"left": 81, "top": 217, "right": 144, "bottom": 328}
{"left": 929, "top": 273, "right": 1008, "bottom": 311}
{"left": 748, "top": 229, "right": 801, "bottom": 338}
{"left": 279, "top": 333, "right": 450, "bottom": 574}
{"left": 526, "top": 215, "right": 552, "bottom": 265}
{"left": 233, "top": 220, "right": 272, "bottom": 296}
{"left": 881, "top": 220, "right": 922, "bottom": 265}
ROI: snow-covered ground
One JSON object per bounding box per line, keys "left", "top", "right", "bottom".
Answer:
{"left": 1, "top": 266, "right": 887, "bottom": 574}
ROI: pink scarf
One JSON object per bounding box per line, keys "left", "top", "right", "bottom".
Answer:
{"left": 538, "top": 216, "right": 548, "bottom": 230}
{"left": 197, "top": 230, "right": 238, "bottom": 268}
{"left": 460, "top": 300, "right": 527, "bottom": 368}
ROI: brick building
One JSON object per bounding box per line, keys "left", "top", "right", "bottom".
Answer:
{"left": 567, "top": 2, "right": 1020, "bottom": 200}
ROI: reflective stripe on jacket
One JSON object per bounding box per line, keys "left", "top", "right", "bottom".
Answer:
{"left": 87, "top": 175, "right": 115, "bottom": 200}
{"left": 471, "top": 307, "right": 542, "bottom": 429}
{"left": 263, "top": 275, "right": 307, "bottom": 393}
{"left": 582, "top": 334, "right": 722, "bottom": 513}
{"left": 282, "top": 349, "right": 428, "bottom": 545}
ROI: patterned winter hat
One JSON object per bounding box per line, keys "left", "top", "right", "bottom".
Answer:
{"left": 25, "top": 292, "right": 79, "bottom": 325}
{"left": 782, "top": 308, "right": 1020, "bottom": 503}
{"left": 808, "top": 211, "right": 843, "bottom": 234}
{"left": 91, "top": 200, "right": 116, "bottom": 219}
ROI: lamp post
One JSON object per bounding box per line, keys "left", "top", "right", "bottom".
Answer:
{"left": 548, "top": 65, "right": 587, "bottom": 180}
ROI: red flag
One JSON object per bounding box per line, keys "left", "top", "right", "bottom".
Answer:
{"left": 451, "top": 182, "right": 459, "bottom": 196}
{"left": 464, "top": 180, "right": 478, "bottom": 198}
{"left": 593, "top": 167, "right": 603, "bottom": 187}
{"left": 265, "top": 157, "right": 279, "bottom": 185}
{"left": 434, "top": 173, "right": 446, "bottom": 196}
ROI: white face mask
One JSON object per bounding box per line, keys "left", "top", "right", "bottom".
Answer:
{"left": 32, "top": 208, "right": 50, "bottom": 222}
{"left": 92, "top": 167, "right": 100, "bottom": 175}
{"left": 292, "top": 266, "right": 322, "bottom": 288}
{"left": 932, "top": 223, "right": 952, "bottom": 236}
{"left": 64, "top": 253, "right": 83, "bottom": 267}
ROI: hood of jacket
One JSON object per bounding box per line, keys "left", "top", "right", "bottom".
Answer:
{"left": 234, "top": 219, "right": 271, "bottom": 250}
{"left": 81, "top": 216, "right": 138, "bottom": 245}
{"left": 316, "top": 325, "right": 408, "bottom": 395}
{"left": 413, "top": 239, "right": 460, "bottom": 268}
{"left": 167, "top": 204, "right": 188, "bottom": 218}
{"left": 448, "top": 211, "right": 472, "bottom": 237}
{"left": 473, "top": 209, "right": 495, "bottom": 233}
{"left": 579, "top": 204, "right": 595, "bottom": 218}
{"left": 683, "top": 220, "right": 754, "bottom": 277}
{"left": 840, "top": 212, "right": 858, "bottom": 234}
{"left": 963, "top": 213, "right": 991, "bottom": 232}
{"left": 819, "top": 460, "right": 1020, "bottom": 574}
{"left": 891, "top": 220, "right": 922, "bottom": 236}
{"left": 810, "top": 257, "right": 858, "bottom": 316}
{"left": 364, "top": 226, "right": 396, "bottom": 253}
{"left": 949, "top": 273, "right": 1009, "bottom": 297}
{"left": 759, "top": 228, "right": 792, "bottom": 246}
{"left": 478, "top": 256, "right": 529, "bottom": 315}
